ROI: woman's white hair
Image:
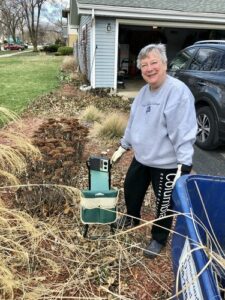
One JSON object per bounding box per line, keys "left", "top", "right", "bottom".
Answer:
{"left": 136, "top": 43, "right": 167, "bottom": 69}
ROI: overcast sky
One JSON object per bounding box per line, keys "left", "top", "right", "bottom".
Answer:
{"left": 42, "top": 0, "right": 70, "bottom": 23}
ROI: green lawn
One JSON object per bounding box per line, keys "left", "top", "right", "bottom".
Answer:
{"left": 0, "top": 52, "right": 64, "bottom": 113}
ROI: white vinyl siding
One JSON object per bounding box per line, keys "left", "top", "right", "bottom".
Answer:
{"left": 95, "top": 18, "right": 116, "bottom": 88}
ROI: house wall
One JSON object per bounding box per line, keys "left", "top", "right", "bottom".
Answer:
{"left": 78, "top": 15, "right": 91, "bottom": 81}
{"left": 68, "top": 33, "right": 77, "bottom": 47}
{"left": 95, "top": 18, "right": 116, "bottom": 88}
{"left": 68, "top": 26, "right": 78, "bottom": 47}
{"left": 78, "top": 16, "right": 116, "bottom": 88}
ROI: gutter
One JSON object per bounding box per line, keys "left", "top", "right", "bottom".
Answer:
{"left": 77, "top": 4, "right": 225, "bottom": 26}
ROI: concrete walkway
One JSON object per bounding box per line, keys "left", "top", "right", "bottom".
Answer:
{"left": 0, "top": 49, "right": 33, "bottom": 58}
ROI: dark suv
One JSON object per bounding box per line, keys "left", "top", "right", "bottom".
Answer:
{"left": 168, "top": 40, "right": 225, "bottom": 150}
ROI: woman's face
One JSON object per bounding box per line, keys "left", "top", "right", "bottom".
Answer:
{"left": 140, "top": 50, "right": 167, "bottom": 90}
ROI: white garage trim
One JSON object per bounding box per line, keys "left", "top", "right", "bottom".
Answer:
{"left": 117, "top": 19, "right": 225, "bottom": 30}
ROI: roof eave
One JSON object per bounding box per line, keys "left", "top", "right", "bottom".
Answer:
{"left": 77, "top": 4, "right": 225, "bottom": 26}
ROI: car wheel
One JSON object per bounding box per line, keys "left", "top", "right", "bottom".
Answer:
{"left": 196, "top": 106, "right": 219, "bottom": 150}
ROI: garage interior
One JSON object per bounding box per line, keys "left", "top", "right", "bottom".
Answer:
{"left": 117, "top": 24, "right": 225, "bottom": 96}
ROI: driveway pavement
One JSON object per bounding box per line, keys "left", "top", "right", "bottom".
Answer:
{"left": 117, "top": 78, "right": 145, "bottom": 98}
{"left": 193, "top": 145, "right": 225, "bottom": 176}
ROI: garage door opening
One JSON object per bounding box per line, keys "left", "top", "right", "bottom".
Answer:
{"left": 117, "top": 24, "right": 225, "bottom": 97}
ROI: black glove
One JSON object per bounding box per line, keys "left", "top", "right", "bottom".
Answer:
{"left": 180, "top": 164, "right": 192, "bottom": 175}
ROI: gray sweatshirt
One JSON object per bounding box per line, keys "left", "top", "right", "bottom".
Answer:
{"left": 121, "top": 75, "right": 197, "bottom": 169}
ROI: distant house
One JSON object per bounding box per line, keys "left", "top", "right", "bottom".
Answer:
{"left": 62, "top": 1, "right": 79, "bottom": 47}
{"left": 68, "top": 0, "right": 225, "bottom": 91}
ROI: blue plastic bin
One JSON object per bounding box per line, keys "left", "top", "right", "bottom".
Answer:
{"left": 172, "top": 174, "right": 225, "bottom": 300}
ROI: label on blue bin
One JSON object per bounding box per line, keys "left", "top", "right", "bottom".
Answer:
{"left": 179, "top": 238, "right": 203, "bottom": 300}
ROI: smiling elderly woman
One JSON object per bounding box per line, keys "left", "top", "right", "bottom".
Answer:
{"left": 111, "top": 43, "right": 197, "bottom": 259}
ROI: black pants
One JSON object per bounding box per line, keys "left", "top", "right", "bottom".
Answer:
{"left": 124, "top": 157, "right": 177, "bottom": 245}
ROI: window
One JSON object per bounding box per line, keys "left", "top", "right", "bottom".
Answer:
{"left": 169, "top": 48, "right": 195, "bottom": 71}
{"left": 189, "top": 48, "right": 223, "bottom": 71}
{"left": 218, "top": 53, "right": 225, "bottom": 70}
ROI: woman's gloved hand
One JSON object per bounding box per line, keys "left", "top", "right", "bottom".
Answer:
{"left": 111, "top": 146, "right": 127, "bottom": 164}
{"left": 172, "top": 164, "right": 192, "bottom": 188}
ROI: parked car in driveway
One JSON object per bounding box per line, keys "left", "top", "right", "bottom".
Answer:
{"left": 3, "top": 44, "right": 25, "bottom": 51}
{"left": 168, "top": 40, "right": 225, "bottom": 150}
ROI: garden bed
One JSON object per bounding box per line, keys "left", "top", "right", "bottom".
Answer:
{"left": 0, "top": 82, "right": 174, "bottom": 299}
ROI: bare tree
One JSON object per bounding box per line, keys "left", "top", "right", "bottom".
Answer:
{"left": 1, "top": 0, "right": 68, "bottom": 48}
{"left": 18, "top": 0, "right": 48, "bottom": 51}
{"left": 42, "top": 0, "right": 68, "bottom": 43}
{"left": 0, "top": 0, "right": 24, "bottom": 43}
{"left": 17, "top": 17, "right": 28, "bottom": 44}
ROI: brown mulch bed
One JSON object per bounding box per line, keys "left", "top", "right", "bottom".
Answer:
{"left": 0, "top": 82, "right": 175, "bottom": 299}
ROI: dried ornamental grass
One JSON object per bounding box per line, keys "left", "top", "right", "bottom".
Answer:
{"left": 80, "top": 105, "right": 103, "bottom": 124}
{"left": 0, "top": 107, "right": 19, "bottom": 125}
{"left": 2, "top": 132, "right": 41, "bottom": 161}
{"left": 61, "top": 56, "right": 78, "bottom": 73}
{"left": 0, "top": 145, "right": 26, "bottom": 173}
{"left": 3, "top": 181, "right": 225, "bottom": 299}
{"left": 0, "top": 107, "right": 224, "bottom": 298}
{"left": 0, "top": 170, "right": 20, "bottom": 186}
{"left": 0, "top": 187, "right": 175, "bottom": 300}
{"left": 0, "top": 107, "right": 41, "bottom": 186}
{"left": 95, "top": 113, "right": 128, "bottom": 140}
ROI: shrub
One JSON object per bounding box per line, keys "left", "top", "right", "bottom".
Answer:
{"left": 43, "top": 44, "right": 59, "bottom": 53}
{"left": 17, "top": 117, "right": 89, "bottom": 217}
{"left": 55, "top": 38, "right": 65, "bottom": 46}
{"left": 57, "top": 46, "right": 73, "bottom": 56}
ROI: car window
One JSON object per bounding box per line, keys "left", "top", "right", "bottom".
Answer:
{"left": 218, "top": 52, "right": 225, "bottom": 70}
{"left": 189, "top": 48, "right": 224, "bottom": 71}
{"left": 169, "top": 48, "right": 195, "bottom": 71}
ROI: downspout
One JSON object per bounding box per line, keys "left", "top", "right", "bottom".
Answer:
{"left": 90, "top": 8, "right": 96, "bottom": 88}
{"left": 114, "top": 19, "right": 119, "bottom": 93}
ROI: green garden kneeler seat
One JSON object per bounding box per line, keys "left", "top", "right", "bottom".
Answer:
{"left": 80, "top": 156, "right": 119, "bottom": 237}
